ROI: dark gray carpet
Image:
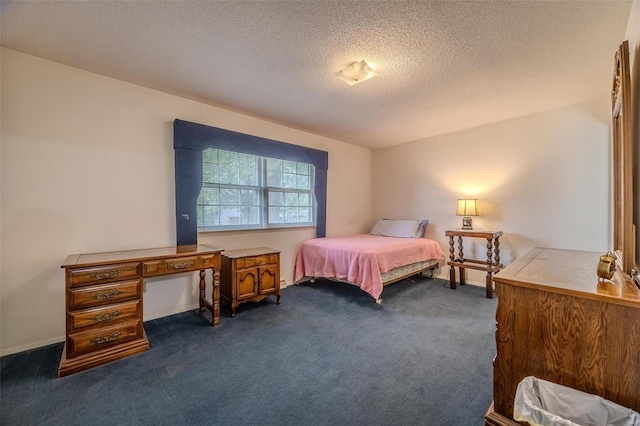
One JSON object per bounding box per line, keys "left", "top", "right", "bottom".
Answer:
{"left": 1, "top": 277, "right": 497, "bottom": 425}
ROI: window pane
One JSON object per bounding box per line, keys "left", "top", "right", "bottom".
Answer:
{"left": 282, "top": 173, "right": 296, "bottom": 188}
{"left": 299, "top": 207, "right": 311, "bottom": 222}
{"left": 297, "top": 163, "right": 309, "bottom": 174}
{"left": 284, "top": 192, "right": 298, "bottom": 206}
{"left": 218, "top": 151, "right": 238, "bottom": 184}
{"left": 198, "top": 187, "right": 219, "bottom": 205}
{"left": 284, "top": 206, "right": 298, "bottom": 222}
{"left": 297, "top": 175, "right": 310, "bottom": 190}
{"left": 220, "top": 207, "right": 241, "bottom": 225}
{"left": 268, "top": 206, "right": 284, "bottom": 224}
{"left": 238, "top": 154, "right": 258, "bottom": 186}
{"left": 202, "top": 206, "right": 220, "bottom": 226}
{"left": 299, "top": 193, "right": 310, "bottom": 206}
{"left": 266, "top": 159, "right": 282, "bottom": 187}
{"left": 269, "top": 191, "right": 283, "bottom": 206}
{"left": 220, "top": 188, "right": 240, "bottom": 205}
{"left": 240, "top": 189, "right": 258, "bottom": 205}
{"left": 283, "top": 161, "right": 296, "bottom": 173}
{"left": 240, "top": 206, "right": 260, "bottom": 225}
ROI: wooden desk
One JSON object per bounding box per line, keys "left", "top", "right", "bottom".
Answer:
{"left": 446, "top": 229, "right": 503, "bottom": 298}
{"left": 59, "top": 244, "right": 223, "bottom": 377}
{"left": 485, "top": 247, "right": 640, "bottom": 426}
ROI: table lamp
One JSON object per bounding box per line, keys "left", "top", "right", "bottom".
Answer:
{"left": 456, "top": 199, "right": 478, "bottom": 230}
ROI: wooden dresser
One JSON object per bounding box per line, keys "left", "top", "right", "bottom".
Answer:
{"left": 221, "top": 247, "right": 281, "bottom": 317}
{"left": 59, "top": 244, "right": 222, "bottom": 377}
{"left": 485, "top": 247, "right": 640, "bottom": 425}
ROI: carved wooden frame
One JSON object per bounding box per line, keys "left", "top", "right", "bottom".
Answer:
{"left": 611, "top": 40, "right": 635, "bottom": 275}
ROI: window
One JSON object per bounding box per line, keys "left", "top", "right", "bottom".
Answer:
{"left": 174, "top": 119, "right": 328, "bottom": 245}
{"left": 197, "top": 148, "right": 315, "bottom": 230}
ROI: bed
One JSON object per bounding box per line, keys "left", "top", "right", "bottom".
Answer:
{"left": 294, "top": 219, "right": 445, "bottom": 302}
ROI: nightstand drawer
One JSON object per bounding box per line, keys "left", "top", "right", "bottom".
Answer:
{"left": 66, "top": 320, "right": 143, "bottom": 358}
{"left": 68, "top": 279, "right": 142, "bottom": 310}
{"left": 236, "top": 254, "right": 277, "bottom": 269}
{"left": 68, "top": 299, "right": 142, "bottom": 332}
{"left": 67, "top": 262, "right": 140, "bottom": 287}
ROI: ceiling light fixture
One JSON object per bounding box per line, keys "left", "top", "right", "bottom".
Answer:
{"left": 335, "top": 60, "right": 378, "bottom": 86}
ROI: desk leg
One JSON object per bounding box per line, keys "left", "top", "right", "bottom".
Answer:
{"left": 198, "top": 270, "right": 206, "bottom": 313}
{"left": 211, "top": 268, "right": 220, "bottom": 326}
{"left": 460, "top": 267, "right": 467, "bottom": 285}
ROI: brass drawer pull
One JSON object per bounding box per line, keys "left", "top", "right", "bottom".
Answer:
{"left": 90, "top": 270, "right": 122, "bottom": 280}
{"left": 91, "top": 310, "right": 123, "bottom": 322}
{"left": 91, "top": 289, "right": 125, "bottom": 300}
{"left": 170, "top": 261, "right": 194, "bottom": 269}
{"left": 90, "top": 331, "right": 122, "bottom": 344}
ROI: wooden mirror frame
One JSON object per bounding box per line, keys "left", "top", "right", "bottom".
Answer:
{"left": 611, "top": 40, "right": 635, "bottom": 275}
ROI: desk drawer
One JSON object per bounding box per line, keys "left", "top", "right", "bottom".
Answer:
{"left": 235, "top": 254, "right": 278, "bottom": 269}
{"left": 68, "top": 279, "right": 142, "bottom": 310}
{"left": 67, "top": 263, "right": 140, "bottom": 287}
{"left": 68, "top": 299, "right": 142, "bottom": 332}
{"left": 67, "top": 320, "right": 143, "bottom": 358}
{"left": 164, "top": 256, "right": 198, "bottom": 273}
{"left": 200, "top": 254, "right": 221, "bottom": 269}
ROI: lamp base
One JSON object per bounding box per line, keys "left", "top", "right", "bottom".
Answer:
{"left": 462, "top": 217, "right": 473, "bottom": 230}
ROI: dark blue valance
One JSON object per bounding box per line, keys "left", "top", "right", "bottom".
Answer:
{"left": 174, "top": 119, "right": 329, "bottom": 245}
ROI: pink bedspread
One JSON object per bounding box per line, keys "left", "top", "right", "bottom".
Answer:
{"left": 294, "top": 234, "right": 444, "bottom": 299}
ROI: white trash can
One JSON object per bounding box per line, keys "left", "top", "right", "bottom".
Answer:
{"left": 513, "top": 376, "right": 640, "bottom": 426}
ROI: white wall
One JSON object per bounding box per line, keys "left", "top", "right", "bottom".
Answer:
{"left": 0, "top": 48, "right": 372, "bottom": 355}
{"left": 373, "top": 98, "right": 611, "bottom": 285}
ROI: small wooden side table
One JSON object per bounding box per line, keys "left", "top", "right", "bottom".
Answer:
{"left": 445, "top": 229, "right": 503, "bottom": 298}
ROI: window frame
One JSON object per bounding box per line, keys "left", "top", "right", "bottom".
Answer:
{"left": 197, "top": 151, "right": 316, "bottom": 231}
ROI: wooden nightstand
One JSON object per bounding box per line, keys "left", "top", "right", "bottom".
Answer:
{"left": 445, "top": 229, "right": 503, "bottom": 298}
{"left": 221, "top": 247, "right": 281, "bottom": 317}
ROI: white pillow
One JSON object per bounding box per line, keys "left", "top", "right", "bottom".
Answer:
{"left": 370, "top": 219, "right": 421, "bottom": 238}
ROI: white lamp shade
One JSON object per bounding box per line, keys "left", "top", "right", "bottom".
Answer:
{"left": 456, "top": 199, "right": 478, "bottom": 216}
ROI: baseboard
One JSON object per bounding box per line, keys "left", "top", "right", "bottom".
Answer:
{"left": 1, "top": 336, "right": 65, "bottom": 357}
{"left": 434, "top": 271, "right": 485, "bottom": 288}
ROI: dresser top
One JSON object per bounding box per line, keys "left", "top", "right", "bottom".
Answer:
{"left": 62, "top": 244, "right": 223, "bottom": 268}
{"left": 494, "top": 247, "right": 640, "bottom": 306}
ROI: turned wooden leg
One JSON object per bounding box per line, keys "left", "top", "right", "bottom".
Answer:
{"left": 212, "top": 268, "right": 220, "bottom": 326}
{"left": 198, "top": 269, "right": 206, "bottom": 313}
{"left": 486, "top": 238, "right": 494, "bottom": 298}
{"left": 449, "top": 236, "right": 457, "bottom": 289}
{"left": 460, "top": 267, "right": 467, "bottom": 285}
{"left": 449, "top": 266, "right": 457, "bottom": 289}
{"left": 486, "top": 273, "right": 493, "bottom": 299}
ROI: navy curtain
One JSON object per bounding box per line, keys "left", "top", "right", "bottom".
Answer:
{"left": 174, "top": 119, "right": 329, "bottom": 246}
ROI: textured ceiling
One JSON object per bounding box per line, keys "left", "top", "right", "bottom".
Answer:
{"left": 0, "top": 1, "right": 633, "bottom": 150}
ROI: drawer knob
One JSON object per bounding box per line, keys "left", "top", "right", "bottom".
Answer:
{"left": 90, "top": 331, "right": 122, "bottom": 344}
{"left": 91, "top": 310, "right": 123, "bottom": 322}
{"left": 170, "top": 261, "right": 194, "bottom": 269}
{"left": 91, "top": 289, "right": 125, "bottom": 300}
{"left": 90, "top": 270, "right": 122, "bottom": 280}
